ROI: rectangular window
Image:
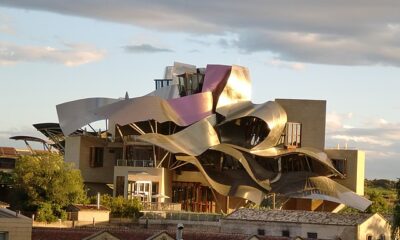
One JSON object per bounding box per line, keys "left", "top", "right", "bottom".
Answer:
{"left": 115, "top": 176, "right": 125, "bottom": 197}
{"left": 0, "top": 158, "right": 16, "bottom": 169}
{"left": 307, "top": 232, "right": 318, "bottom": 239}
{"left": 257, "top": 229, "right": 265, "bottom": 236}
{"left": 0, "top": 232, "right": 8, "bottom": 240}
{"left": 90, "top": 147, "right": 104, "bottom": 168}
{"left": 332, "top": 158, "right": 347, "bottom": 176}
{"left": 285, "top": 122, "right": 301, "bottom": 148}
{"left": 282, "top": 230, "right": 290, "bottom": 237}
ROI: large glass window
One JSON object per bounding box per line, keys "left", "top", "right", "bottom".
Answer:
{"left": 0, "top": 158, "right": 15, "bottom": 169}
{"left": 90, "top": 147, "right": 104, "bottom": 168}
{"left": 332, "top": 158, "right": 347, "bottom": 176}
{"left": 0, "top": 232, "right": 8, "bottom": 240}
{"left": 307, "top": 232, "right": 318, "bottom": 239}
{"left": 285, "top": 122, "right": 301, "bottom": 148}
{"left": 115, "top": 176, "right": 125, "bottom": 197}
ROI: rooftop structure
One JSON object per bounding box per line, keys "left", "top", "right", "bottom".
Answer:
{"left": 0, "top": 205, "right": 32, "bottom": 240}
{"left": 221, "top": 208, "right": 390, "bottom": 240}
{"left": 225, "top": 209, "right": 375, "bottom": 226}
{"left": 36, "top": 62, "right": 370, "bottom": 213}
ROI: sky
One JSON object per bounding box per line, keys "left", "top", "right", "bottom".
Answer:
{"left": 0, "top": 1, "right": 399, "bottom": 179}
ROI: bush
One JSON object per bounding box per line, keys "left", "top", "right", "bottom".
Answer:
{"left": 89, "top": 194, "right": 142, "bottom": 218}
{"left": 36, "top": 203, "right": 57, "bottom": 223}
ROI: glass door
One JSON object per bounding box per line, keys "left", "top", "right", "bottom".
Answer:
{"left": 135, "top": 181, "right": 152, "bottom": 202}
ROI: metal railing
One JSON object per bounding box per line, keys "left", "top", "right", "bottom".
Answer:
{"left": 142, "top": 211, "right": 221, "bottom": 222}
{"left": 115, "top": 159, "right": 154, "bottom": 167}
{"left": 141, "top": 202, "right": 182, "bottom": 211}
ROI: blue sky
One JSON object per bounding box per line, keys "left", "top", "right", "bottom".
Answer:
{"left": 0, "top": 1, "right": 399, "bottom": 179}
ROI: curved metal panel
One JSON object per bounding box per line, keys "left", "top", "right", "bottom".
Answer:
{"left": 94, "top": 91, "right": 213, "bottom": 127}
{"left": 201, "top": 64, "right": 231, "bottom": 93}
{"left": 216, "top": 65, "right": 252, "bottom": 115}
{"left": 248, "top": 146, "right": 342, "bottom": 177}
{"left": 211, "top": 144, "right": 273, "bottom": 191}
{"left": 218, "top": 101, "right": 287, "bottom": 151}
{"left": 56, "top": 97, "right": 120, "bottom": 135}
{"left": 176, "top": 155, "right": 265, "bottom": 204}
{"left": 138, "top": 117, "right": 220, "bottom": 156}
{"left": 271, "top": 172, "right": 371, "bottom": 211}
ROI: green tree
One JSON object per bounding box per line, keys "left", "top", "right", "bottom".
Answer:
{"left": 89, "top": 194, "right": 142, "bottom": 218}
{"left": 0, "top": 171, "right": 14, "bottom": 185}
{"left": 366, "top": 190, "right": 390, "bottom": 214}
{"left": 13, "top": 152, "right": 86, "bottom": 221}
{"left": 392, "top": 179, "right": 400, "bottom": 240}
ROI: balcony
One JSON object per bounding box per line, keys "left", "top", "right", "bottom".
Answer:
{"left": 141, "top": 202, "right": 182, "bottom": 212}
{"left": 142, "top": 211, "right": 221, "bottom": 222}
{"left": 115, "top": 159, "right": 154, "bottom": 167}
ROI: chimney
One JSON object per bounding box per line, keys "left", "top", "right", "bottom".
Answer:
{"left": 97, "top": 192, "right": 100, "bottom": 210}
{"left": 176, "top": 223, "right": 184, "bottom": 240}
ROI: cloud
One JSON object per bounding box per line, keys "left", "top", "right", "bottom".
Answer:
{"left": 326, "top": 112, "right": 353, "bottom": 133}
{"left": 0, "top": 41, "right": 104, "bottom": 66}
{"left": 325, "top": 115, "right": 400, "bottom": 179}
{"left": 268, "top": 59, "right": 305, "bottom": 71}
{"left": 2, "top": 1, "right": 400, "bottom": 66}
{"left": 330, "top": 134, "right": 392, "bottom": 147}
{"left": 0, "top": 12, "right": 14, "bottom": 35}
{"left": 122, "top": 44, "right": 173, "bottom": 53}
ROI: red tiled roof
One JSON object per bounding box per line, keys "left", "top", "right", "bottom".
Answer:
{"left": 69, "top": 204, "right": 110, "bottom": 211}
{"left": 32, "top": 228, "right": 289, "bottom": 240}
{"left": 0, "top": 147, "right": 17, "bottom": 157}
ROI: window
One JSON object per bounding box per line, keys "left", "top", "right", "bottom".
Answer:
{"left": 332, "top": 158, "right": 347, "bottom": 176}
{"left": 115, "top": 176, "right": 125, "bottom": 197}
{"left": 257, "top": 229, "right": 265, "bottom": 236}
{"left": 0, "top": 158, "right": 15, "bottom": 169}
{"left": 285, "top": 122, "right": 301, "bottom": 148}
{"left": 0, "top": 232, "right": 8, "bottom": 240}
{"left": 379, "top": 234, "right": 385, "bottom": 240}
{"left": 366, "top": 235, "right": 372, "bottom": 240}
{"left": 154, "top": 79, "right": 172, "bottom": 90}
{"left": 282, "top": 230, "right": 290, "bottom": 237}
{"left": 90, "top": 147, "right": 104, "bottom": 168}
{"left": 307, "top": 232, "right": 318, "bottom": 239}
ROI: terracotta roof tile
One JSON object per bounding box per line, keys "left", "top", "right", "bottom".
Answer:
{"left": 225, "top": 209, "right": 374, "bottom": 226}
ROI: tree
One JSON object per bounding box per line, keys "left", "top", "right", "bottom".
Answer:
{"left": 89, "top": 194, "right": 142, "bottom": 219}
{"left": 392, "top": 179, "right": 400, "bottom": 240}
{"left": 13, "top": 152, "right": 86, "bottom": 221}
{"left": 365, "top": 190, "right": 390, "bottom": 214}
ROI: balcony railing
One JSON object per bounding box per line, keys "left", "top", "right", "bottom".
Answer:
{"left": 141, "top": 202, "right": 182, "bottom": 211}
{"left": 115, "top": 159, "right": 154, "bottom": 167}
{"left": 142, "top": 211, "right": 221, "bottom": 222}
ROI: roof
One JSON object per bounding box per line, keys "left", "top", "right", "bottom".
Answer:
{"left": 145, "top": 230, "right": 174, "bottom": 240}
{"left": 32, "top": 228, "right": 288, "bottom": 240}
{"left": 224, "top": 208, "right": 375, "bottom": 226}
{"left": 0, "top": 147, "right": 18, "bottom": 157}
{"left": 10, "top": 135, "right": 49, "bottom": 143}
{"left": 0, "top": 201, "right": 10, "bottom": 208}
{"left": 0, "top": 208, "right": 31, "bottom": 220}
{"left": 69, "top": 204, "right": 110, "bottom": 211}
{"left": 82, "top": 230, "right": 120, "bottom": 240}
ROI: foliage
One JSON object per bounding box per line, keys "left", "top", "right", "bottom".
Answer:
{"left": 392, "top": 179, "right": 400, "bottom": 240}
{"left": 365, "top": 190, "right": 390, "bottom": 214}
{"left": 340, "top": 179, "right": 396, "bottom": 214}
{"left": 36, "top": 202, "right": 58, "bottom": 222}
{"left": 89, "top": 194, "right": 142, "bottom": 218}
{"left": 0, "top": 171, "right": 14, "bottom": 185}
{"left": 13, "top": 152, "right": 86, "bottom": 222}
{"left": 366, "top": 179, "right": 397, "bottom": 189}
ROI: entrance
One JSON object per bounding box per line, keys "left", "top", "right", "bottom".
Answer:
{"left": 129, "top": 181, "right": 152, "bottom": 202}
